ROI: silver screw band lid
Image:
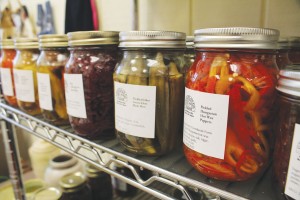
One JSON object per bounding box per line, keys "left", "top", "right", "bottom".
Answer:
{"left": 14, "top": 38, "right": 39, "bottom": 49}
{"left": 67, "top": 31, "right": 119, "bottom": 46}
{"left": 194, "top": 27, "right": 279, "bottom": 49}
{"left": 119, "top": 31, "right": 186, "bottom": 48}
{"left": 39, "top": 34, "right": 68, "bottom": 48}
{"left": 277, "top": 69, "right": 300, "bottom": 97}
{"left": 1, "top": 39, "right": 15, "bottom": 49}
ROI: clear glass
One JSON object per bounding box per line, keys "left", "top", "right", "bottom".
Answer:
{"left": 273, "top": 93, "right": 300, "bottom": 200}
{"left": 288, "top": 47, "right": 300, "bottom": 64}
{"left": 182, "top": 48, "right": 195, "bottom": 76}
{"left": 276, "top": 49, "right": 292, "bottom": 69}
{"left": 184, "top": 48, "right": 278, "bottom": 181}
{"left": 65, "top": 45, "right": 118, "bottom": 140}
{"left": 114, "top": 49, "right": 185, "bottom": 155}
{"left": 37, "top": 48, "right": 69, "bottom": 125}
{"left": 14, "top": 49, "right": 41, "bottom": 115}
{"left": 0, "top": 48, "right": 18, "bottom": 107}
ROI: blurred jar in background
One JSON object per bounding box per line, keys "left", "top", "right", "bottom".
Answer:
{"left": 273, "top": 69, "right": 300, "bottom": 200}
{"left": 85, "top": 164, "right": 113, "bottom": 200}
{"left": 44, "top": 154, "right": 83, "bottom": 188}
{"left": 288, "top": 36, "right": 300, "bottom": 65}
{"left": 276, "top": 37, "right": 292, "bottom": 70}
{"left": 37, "top": 34, "right": 69, "bottom": 125}
{"left": 0, "top": 39, "right": 18, "bottom": 107}
{"left": 13, "top": 38, "right": 41, "bottom": 115}
{"left": 59, "top": 172, "right": 92, "bottom": 200}
{"left": 28, "top": 139, "right": 61, "bottom": 180}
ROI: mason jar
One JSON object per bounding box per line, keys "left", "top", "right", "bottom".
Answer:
{"left": 85, "top": 164, "right": 113, "bottom": 200}
{"left": 0, "top": 39, "right": 18, "bottom": 107}
{"left": 288, "top": 37, "right": 300, "bottom": 65}
{"left": 276, "top": 37, "right": 292, "bottom": 70}
{"left": 13, "top": 38, "right": 41, "bottom": 115}
{"left": 183, "top": 27, "right": 279, "bottom": 181}
{"left": 65, "top": 31, "right": 119, "bottom": 140}
{"left": 59, "top": 172, "right": 92, "bottom": 200}
{"left": 273, "top": 69, "right": 300, "bottom": 200}
{"left": 114, "top": 31, "right": 186, "bottom": 155}
{"left": 37, "top": 34, "right": 69, "bottom": 125}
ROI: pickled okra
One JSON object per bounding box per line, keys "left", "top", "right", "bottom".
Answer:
{"left": 114, "top": 52, "right": 184, "bottom": 155}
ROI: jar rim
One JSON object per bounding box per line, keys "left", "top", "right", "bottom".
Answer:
{"left": 1, "top": 39, "right": 15, "bottom": 49}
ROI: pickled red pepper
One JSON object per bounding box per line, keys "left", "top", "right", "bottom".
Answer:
{"left": 185, "top": 52, "right": 277, "bottom": 181}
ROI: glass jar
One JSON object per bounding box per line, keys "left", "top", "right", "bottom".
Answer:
{"left": 13, "top": 38, "right": 41, "bottom": 115}
{"left": 65, "top": 31, "right": 119, "bottom": 140}
{"left": 0, "top": 39, "right": 18, "bottom": 107}
{"left": 111, "top": 162, "right": 137, "bottom": 198}
{"left": 288, "top": 37, "right": 300, "bottom": 65}
{"left": 273, "top": 69, "right": 300, "bottom": 200}
{"left": 33, "top": 187, "right": 62, "bottom": 200}
{"left": 276, "top": 37, "right": 292, "bottom": 70}
{"left": 59, "top": 172, "right": 92, "bottom": 200}
{"left": 37, "top": 34, "right": 69, "bottom": 125}
{"left": 114, "top": 31, "right": 186, "bottom": 155}
{"left": 85, "top": 164, "right": 113, "bottom": 200}
{"left": 183, "top": 27, "right": 279, "bottom": 181}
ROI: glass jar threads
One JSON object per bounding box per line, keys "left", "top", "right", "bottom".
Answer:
{"left": 273, "top": 69, "right": 300, "bottom": 200}
{"left": 0, "top": 39, "right": 18, "bottom": 107}
{"left": 65, "top": 31, "right": 119, "bottom": 140}
{"left": 37, "top": 34, "right": 69, "bottom": 125}
{"left": 13, "top": 38, "right": 41, "bottom": 115}
{"left": 114, "top": 31, "right": 186, "bottom": 155}
{"left": 184, "top": 27, "right": 279, "bottom": 181}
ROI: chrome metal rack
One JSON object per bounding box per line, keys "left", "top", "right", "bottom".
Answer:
{"left": 0, "top": 102, "right": 284, "bottom": 200}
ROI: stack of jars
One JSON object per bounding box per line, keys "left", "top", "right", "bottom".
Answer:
{"left": 1, "top": 27, "right": 299, "bottom": 200}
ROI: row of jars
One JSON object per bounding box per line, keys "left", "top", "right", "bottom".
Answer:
{"left": 0, "top": 28, "right": 299, "bottom": 198}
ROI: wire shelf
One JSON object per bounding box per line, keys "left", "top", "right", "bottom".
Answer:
{"left": 0, "top": 102, "right": 284, "bottom": 200}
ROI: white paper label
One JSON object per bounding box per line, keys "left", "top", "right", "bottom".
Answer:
{"left": 0, "top": 68, "right": 14, "bottom": 96}
{"left": 37, "top": 73, "right": 53, "bottom": 111}
{"left": 285, "top": 123, "right": 300, "bottom": 199}
{"left": 14, "top": 69, "right": 35, "bottom": 102}
{"left": 183, "top": 87, "right": 229, "bottom": 159}
{"left": 64, "top": 74, "right": 87, "bottom": 118}
{"left": 114, "top": 82, "right": 156, "bottom": 138}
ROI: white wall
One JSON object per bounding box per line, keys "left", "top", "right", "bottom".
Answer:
{"left": 2, "top": 0, "right": 299, "bottom": 37}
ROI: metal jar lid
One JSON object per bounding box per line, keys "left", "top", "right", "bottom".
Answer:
{"left": 39, "top": 34, "right": 68, "bottom": 48}
{"left": 277, "top": 69, "right": 300, "bottom": 97}
{"left": 288, "top": 36, "right": 300, "bottom": 48}
{"left": 1, "top": 39, "right": 15, "bottom": 49}
{"left": 186, "top": 36, "right": 194, "bottom": 49}
{"left": 119, "top": 31, "right": 186, "bottom": 48}
{"left": 59, "top": 172, "right": 86, "bottom": 190}
{"left": 194, "top": 27, "right": 279, "bottom": 49}
{"left": 86, "top": 164, "right": 103, "bottom": 178}
{"left": 67, "top": 31, "right": 119, "bottom": 46}
{"left": 14, "top": 38, "right": 39, "bottom": 49}
{"left": 33, "top": 187, "right": 62, "bottom": 200}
